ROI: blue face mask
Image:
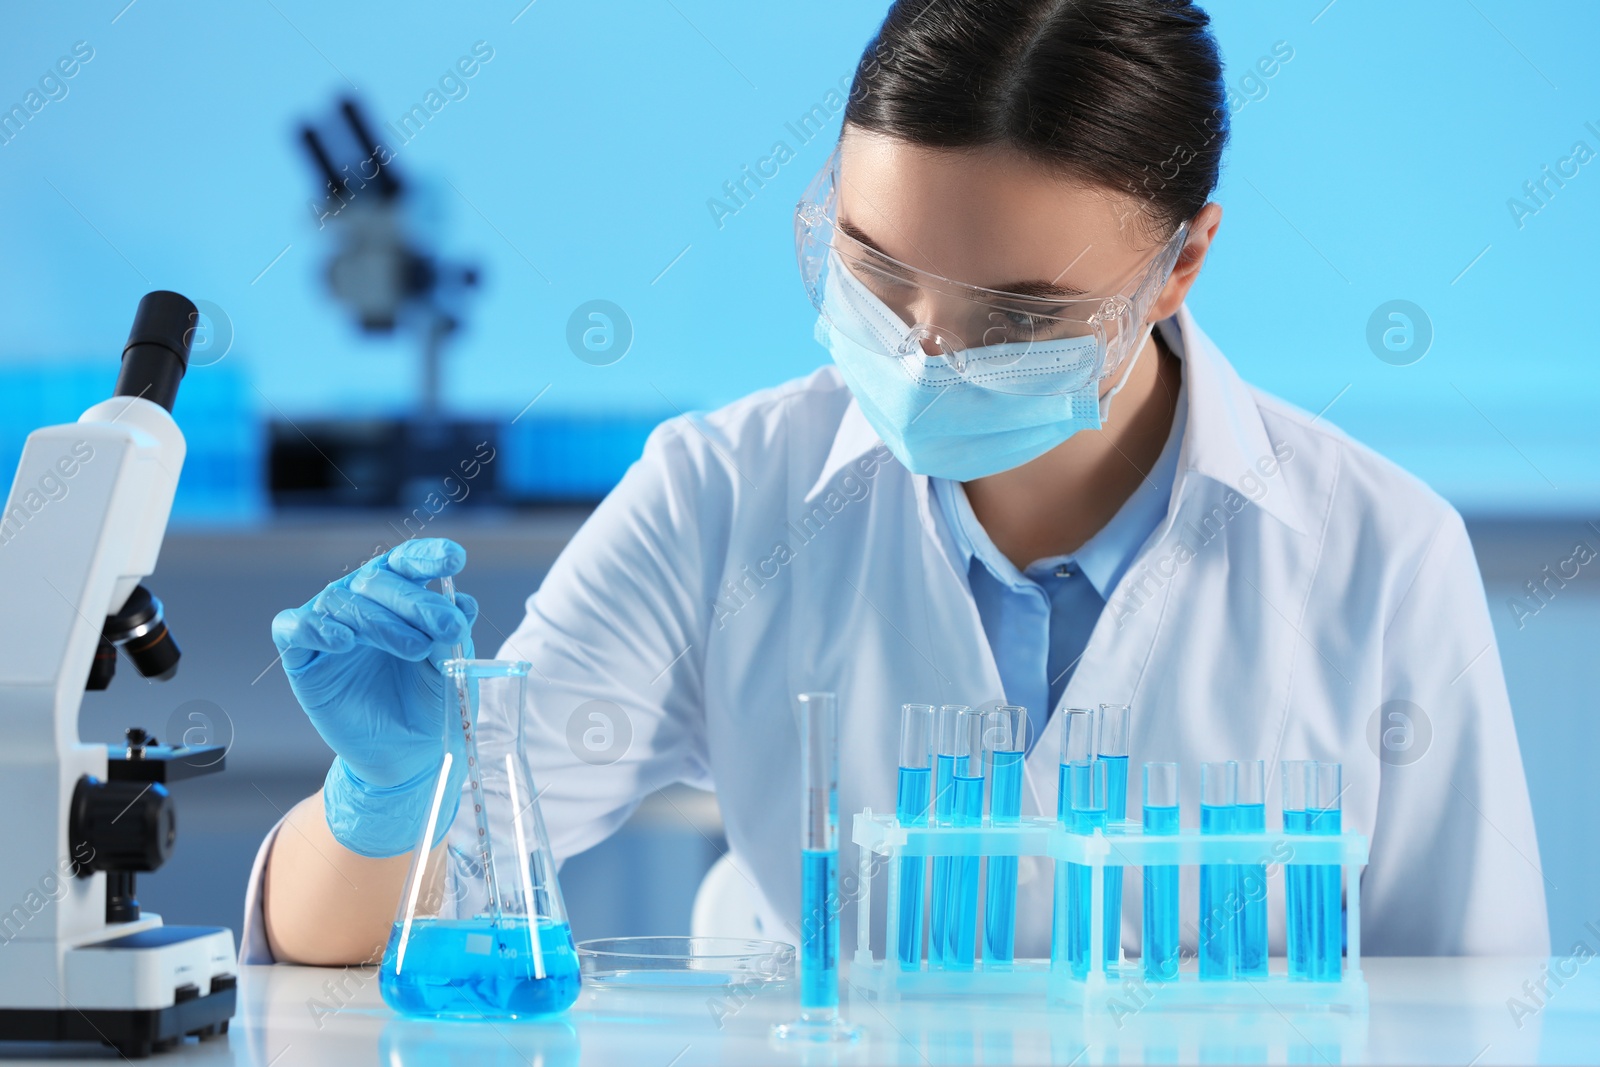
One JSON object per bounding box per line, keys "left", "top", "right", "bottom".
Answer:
{"left": 816, "top": 254, "right": 1152, "bottom": 482}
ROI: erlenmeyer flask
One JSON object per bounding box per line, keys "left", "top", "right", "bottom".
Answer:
{"left": 379, "top": 659, "right": 582, "bottom": 1018}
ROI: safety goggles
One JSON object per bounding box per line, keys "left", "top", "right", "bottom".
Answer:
{"left": 795, "top": 150, "right": 1188, "bottom": 397}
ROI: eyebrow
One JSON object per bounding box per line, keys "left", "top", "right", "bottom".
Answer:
{"left": 837, "top": 218, "right": 1090, "bottom": 300}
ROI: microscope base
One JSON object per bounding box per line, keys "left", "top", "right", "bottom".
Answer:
{"left": 0, "top": 986, "right": 234, "bottom": 1059}
{"left": 0, "top": 924, "right": 237, "bottom": 1059}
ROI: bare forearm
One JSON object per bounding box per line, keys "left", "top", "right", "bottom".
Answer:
{"left": 261, "top": 791, "right": 412, "bottom": 965}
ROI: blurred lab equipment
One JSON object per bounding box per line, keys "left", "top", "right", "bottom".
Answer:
{"left": 275, "top": 97, "right": 492, "bottom": 508}
{"left": 380, "top": 659, "right": 581, "bottom": 1018}
{"left": 0, "top": 292, "right": 236, "bottom": 1057}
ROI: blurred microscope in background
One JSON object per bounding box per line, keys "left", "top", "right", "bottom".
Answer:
{"left": 271, "top": 98, "right": 495, "bottom": 509}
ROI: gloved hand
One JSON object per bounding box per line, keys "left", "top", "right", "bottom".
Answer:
{"left": 271, "top": 538, "right": 480, "bottom": 858}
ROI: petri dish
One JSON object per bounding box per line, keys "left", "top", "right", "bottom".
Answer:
{"left": 576, "top": 936, "right": 795, "bottom": 991}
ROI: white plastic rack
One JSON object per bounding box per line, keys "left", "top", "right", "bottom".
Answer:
{"left": 850, "top": 811, "right": 1369, "bottom": 1016}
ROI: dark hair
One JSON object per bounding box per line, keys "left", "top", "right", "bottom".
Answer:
{"left": 845, "top": 0, "right": 1228, "bottom": 237}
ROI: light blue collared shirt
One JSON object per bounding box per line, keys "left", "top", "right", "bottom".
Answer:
{"left": 931, "top": 376, "right": 1187, "bottom": 752}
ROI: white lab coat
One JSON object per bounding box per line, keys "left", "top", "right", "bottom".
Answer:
{"left": 241, "top": 305, "right": 1548, "bottom": 963}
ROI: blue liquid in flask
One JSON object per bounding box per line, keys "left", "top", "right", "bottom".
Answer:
{"left": 895, "top": 765, "right": 931, "bottom": 970}
{"left": 380, "top": 918, "right": 581, "bottom": 1018}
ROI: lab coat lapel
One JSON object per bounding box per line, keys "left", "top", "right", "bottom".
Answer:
{"left": 911, "top": 469, "right": 1008, "bottom": 711}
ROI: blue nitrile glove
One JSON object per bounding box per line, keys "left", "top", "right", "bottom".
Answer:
{"left": 271, "top": 538, "right": 480, "bottom": 858}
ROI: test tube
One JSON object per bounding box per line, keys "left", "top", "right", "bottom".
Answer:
{"left": 895, "top": 704, "right": 935, "bottom": 971}
{"left": 773, "top": 692, "right": 860, "bottom": 1043}
{"left": 1141, "top": 762, "right": 1180, "bottom": 982}
{"left": 1281, "top": 760, "right": 1312, "bottom": 980}
{"left": 1067, "top": 753, "right": 1108, "bottom": 979}
{"left": 1234, "top": 760, "right": 1267, "bottom": 978}
{"left": 1309, "top": 762, "right": 1344, "bottom": 982}
{"left": 947, "top": 707, "right": 987, "bottom": 970}
{"left": 797, "top": 693, "right": 841, "bottom": 1018}
{"left": 1051, "top": 708, "right": 1096, "bottom": 972}
{"left": 1198, "top": 760, "right": 1236, "bottom": 980}
{"left": 928, "top": 704, "right": 967, "bottom": 970}
{"left": 983, "top": 705, "right": 1028, "bottom": 967}
{"left": 1097, "top": 703, "right": 1130, "bottom": 970}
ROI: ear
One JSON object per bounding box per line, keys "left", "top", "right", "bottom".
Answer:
{"left": 1147, "top": 201, "right": 1223, "bottom": 323}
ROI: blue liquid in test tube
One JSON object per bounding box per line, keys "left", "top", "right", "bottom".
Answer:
{"left": 800, "top": 847, "right": 837, "bottom": 1009}
{"left": 983, "top": 706, "right": 1027, "bottom": 967}
{"left": 1281, "top": 760, "right": 1312, "bottom": 980}
{"left": 1310, "top": 761, "right": 1344, "bottom": 982}
{"left": 947, "top": 707, "right": 987, "bottom": 970}
{"left": 1097, "top": 703, "right": 1130, "bottom": 970}
{"left": 1199, "top": 760, "right": 1236, "bottom": 980}
{"left": 928, "top": 705, "right": 965, "bottom": 970}
{"left": 1068, "top": 758, "right": 1108, "bottom": 979}
{"left": 1051, "top": 709, "right": 1096, "bottom": 974}
{"left": 1234, "top": 760, "right": 1267, "bottom": 978}
{"left": 1052, "top": 763, "right": 1071, "bottom": 969}
{"left": 774, "top": 692, "right": 859, "bottom": 1043}
{"left": 1141, "top": 762, "right": 1180, "bottom": 982}
{"left": 895, "top": 704, "right": 935, "bottom": 970}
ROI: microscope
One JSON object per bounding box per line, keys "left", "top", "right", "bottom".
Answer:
{"left": 0, "top": 292, "right": 236, "bottom": 1057}
{"left": 270, "top": 98, "right": 494, "bottom": 508}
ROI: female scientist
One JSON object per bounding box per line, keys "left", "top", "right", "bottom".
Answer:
{"left": 250, "top": 0, "right": 1548, "bottom": 964}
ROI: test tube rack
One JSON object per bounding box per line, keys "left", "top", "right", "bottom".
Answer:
{"left": 850, "top": 811, "right": 1369, "bottom": 1015}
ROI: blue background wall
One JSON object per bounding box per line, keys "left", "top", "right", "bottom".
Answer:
{"left": 1, "top": 1, "right": 1596, "bottom": 958}
{"left": 2, "top": 0, "right": 1597, "bottom": 513}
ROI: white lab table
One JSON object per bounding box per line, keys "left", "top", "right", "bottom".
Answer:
{"left": 4, "top": 957, "right": 1596, "bottom": 1064}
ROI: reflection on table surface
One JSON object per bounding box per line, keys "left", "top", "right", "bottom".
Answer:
{"left": 1, "top": 956, "right": 1563, "bottom": 1066}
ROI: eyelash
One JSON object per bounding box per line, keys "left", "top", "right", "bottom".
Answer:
{"left": 995, "top": 309, "right": 1059, "bottom": 330}
{"left": 867, "top": 277, "right": 1066, "bottom": 326}
{"left": 847, "top": 253, "right": 1075, "bottom": 327}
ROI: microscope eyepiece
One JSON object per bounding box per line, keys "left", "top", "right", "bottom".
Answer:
{"left": 115, "top": 290, "right": 197, "bottom": 413}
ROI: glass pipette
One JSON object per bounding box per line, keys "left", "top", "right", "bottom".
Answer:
{"left": 439, "top": 574, "right": 504, "bottom": 926}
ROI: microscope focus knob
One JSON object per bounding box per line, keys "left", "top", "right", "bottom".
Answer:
{"left": 69, "top": 776, "right": 176, "bottom": 874}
